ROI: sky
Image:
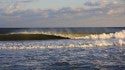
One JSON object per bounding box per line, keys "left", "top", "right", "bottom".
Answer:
{"left": 0, "top": 0, "right": 125, "bottom": 27}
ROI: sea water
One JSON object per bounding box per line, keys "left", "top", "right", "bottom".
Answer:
{"left": 0, "top": 28, "right": 125, "bottom": 70}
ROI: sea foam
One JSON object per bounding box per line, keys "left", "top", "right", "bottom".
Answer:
{"left": 0, "top": 39, "right": 125, "bottom": 50}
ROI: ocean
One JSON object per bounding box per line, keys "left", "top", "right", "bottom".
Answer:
{"left": 0, "top": 27, "right": 125, "bottom": 70}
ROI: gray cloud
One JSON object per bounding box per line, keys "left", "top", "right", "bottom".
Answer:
{"left": 84, "top": 0, "right": 120, "bottom": 7}
{"left": 17, "top": 0, "right": 38, "bottom": 3}
{"left": 84, "top": 1, "right": 103, "bottom": 6}
{"left": 0, "top": 0, "right": 37, "bottom": 11}
{"left": 0, "top": 0, "right": 37, "bottom": 3}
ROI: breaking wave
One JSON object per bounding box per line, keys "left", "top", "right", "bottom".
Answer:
{"left": 10, "top": 30, "right": 125, "bottom": 40}
{"left": 0, "top": 30, "right": 125, "bottom": 50}
{"left": 73, "top": 30, "right": 125, "bottom": 39}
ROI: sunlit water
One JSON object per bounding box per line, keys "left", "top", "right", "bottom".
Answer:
{"left": 0, "top": 39, "right": 125, "bottom": 70}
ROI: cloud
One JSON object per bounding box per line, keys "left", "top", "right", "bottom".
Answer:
{"left": 0, "top": 0, "right": 125, "bottom": 27}
{"left": 2, "top": 3, "right": 23, "bottom": 14}
{"left": 0, "top": 0, "right": 37, "bottom": 11}
{"left": 0, "top": 0, "right": 37, "bottom": 3}
{"left": 17, "top": 0, "right": 38, "bottom": 3}
{"left": 107, "top": 8, "right": 125, "bottom": 15}
{"left": 84, "top": 0, "right": 119, "bottom": 7}
{"left": 84, "top": 0, "right": 125, "bottom": 15}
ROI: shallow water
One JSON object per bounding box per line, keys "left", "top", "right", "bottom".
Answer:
{"left": 0, "top": 39, "right": 125, "bottom": 70}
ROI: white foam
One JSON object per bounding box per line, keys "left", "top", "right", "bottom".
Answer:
{"left": 0, "top": 39, "right": 125, "bottom": 50}
{"left": 73, "top": 30, "right": 125, "bottom": 40}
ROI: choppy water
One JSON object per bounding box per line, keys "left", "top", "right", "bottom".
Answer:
{"left": 0, "top": 39, "right": 125, "bottom": 70}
